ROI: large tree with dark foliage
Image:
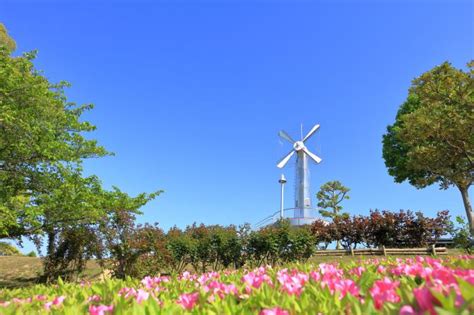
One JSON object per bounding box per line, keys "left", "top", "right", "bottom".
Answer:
{"left": 383, "top": 61, "right": 474, "bottom": 234}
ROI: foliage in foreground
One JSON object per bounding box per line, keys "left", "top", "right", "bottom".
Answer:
{"left": 0, "top": 255, "right": 473, "bottom": 314}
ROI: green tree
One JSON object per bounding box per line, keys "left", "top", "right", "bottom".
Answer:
{"left": 382, "top": 61, "right": 474, "bottom": 234}
{"left": 35, "top": 166, "right": 108, "bottom": 282}
{"left": 0, "top": 23, "right": 16, "bottom": 52}
{"left": 451, "top": 216, "right": 473, "bottom": 253}
{"left": 166, "top": 226, "right": 193, "bottom": 273}
{"left": 316, "top": 180, "right": 350, "bottom": 249}
{"left": 98, "top": 188, "right": 161, "bottom": 279}
{"left": 0, "top": 36, "right": 108, "bottom": 239}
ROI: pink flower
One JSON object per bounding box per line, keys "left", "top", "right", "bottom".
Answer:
{"left": 349, "top": 266, "right": 365, "bottom": 277}
{"left": 334, "top": 279, "right": 360, "bottom": 299}
{"left": 118, "top": 287, "right": 137, "bottom": 299}
{"left": 89, "top": 304, "right": 114, "bottom": 315}
{"left": 281, "top": 281, "right": 303, "bottom": 295}
{"left": 141, "top": 276, "right": 169, "bottom": 289}
{"left": 310, "top": 270, "right": 321, "bottom": 282}
{"left": 197, "top": 271, "right": 220, "bottom": 285}
{"left": 35, "top": 295, "right": 48, "bottom": 301}
{"left": 177, "top": 292, "right": 199, "bottom": 310}
{"left": 242, "top": 272, "right": 273, "bottom": 291}
{"left": 88, "top": 295, "right": 101, "bottom": 302}
{"left": 179, "top": 271, "right": 196, "bottom": 281}
{"left": 399, "top": 305, "right": 419, "bottom": 315}
{"left": 319, "top": 263, "right": 344, "bottom": 279}
{"left": 377, "top": 265, "right": 386, "bottom": 273}
{"left": 0, "top": 301, "right": 11, "bottom": 307}
{"left": 44, "top": 296, "right": 66, "bottom": 310}
{"left": 369, "top": 278, "right": 400, "bottom": 309}
{"left": 260, "top": 307, "right": 290, "bottom": 315}
{"left": 430, "top": 268, "right": 457, "bottom": 286}
{"left": 201, "top": 281, "right": 238, "bottom": 299}
{"left": 413, "top": 287, "right": 439, "bottom": 315}
{"left": 454, "top": 269, "right": 474, "bottom": 285}
{"left": 277, "top": 269, "right": 308, "bottom": 296}
{"left": 135, "top": 289, "right": 149, "bottom": 304}
{"left": 222, "top": 283, "right": 238, "bottom": 295}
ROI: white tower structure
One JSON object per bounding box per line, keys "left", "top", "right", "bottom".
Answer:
{"left": 277, "top": 124, "right": 322, "bottom": 226}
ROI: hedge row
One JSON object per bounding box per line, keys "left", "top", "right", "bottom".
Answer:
{"left": 311, "top": 210, "right": 451, "bottom": 249}
{"left": 101, "top": 210, "right": 451, "bottom": 278}
{"left": 39, "top": 209, "right": 452, "bottom": 281}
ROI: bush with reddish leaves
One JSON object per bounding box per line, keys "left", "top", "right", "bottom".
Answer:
{"left": 311, "top": 210, "right": 452, "bottom": 249}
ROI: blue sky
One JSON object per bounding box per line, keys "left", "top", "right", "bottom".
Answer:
{"left": 1, "top": 1, "right": 473, "bottom": 252}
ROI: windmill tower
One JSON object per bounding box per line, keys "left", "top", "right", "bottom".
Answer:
{"left": 277, "top": 124, "right": 322, "bottom": 226}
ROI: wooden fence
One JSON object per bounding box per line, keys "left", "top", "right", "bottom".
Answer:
{"left": 313, "top": 245, "right": 447, "bottom": 257}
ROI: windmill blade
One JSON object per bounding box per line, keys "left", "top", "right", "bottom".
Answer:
{"left": 302, "top": 124, "right": 320, "bottom": 142}
{"left": 278, "top": 130, "right": 296, "bottom": 144}
{"left": 303, "top": 147, "right": 322, "bottom": 164}
{"left": 277, "top": 150, "right": 295, "bottom": 168}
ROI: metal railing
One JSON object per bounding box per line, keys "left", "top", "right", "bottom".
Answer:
{"left": 253, "top": 208, "right": 320, "bottom": 229}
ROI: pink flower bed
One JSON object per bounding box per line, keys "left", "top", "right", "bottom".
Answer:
{"left": 0, "top": 255, "right": 472, "bottom": 314}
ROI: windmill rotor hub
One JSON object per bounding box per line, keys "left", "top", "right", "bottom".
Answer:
{"left": 293, "top": 141, "right": 305, "bottom": 151}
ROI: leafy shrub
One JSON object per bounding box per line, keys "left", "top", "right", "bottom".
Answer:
{"left": 166, "top": 226, "right": 193, "bottom": 274}
{"left": 0, "top": 242, "right": 21, "bottom": 256}
{"left": 99, "top": 210, "right": 171, "bottom": 279}
{"left": 310, "top": 219, "right": 332, "bottom": 249}
{"left": 208, "top": 225, "right": 242, "bottom": 269}
{"left": 131, "top": 223, "right": 171, "bottom": 277}
{"left": 185, "top": 223, "right": 213, "bottom": 273}
{"left": 311, "top": 210, "right": 451, "bottom": 249}
{"left": 366, "top": 210, "right": 450, "bottom": 248}
{"left": 334, "top": 215, "right": 369, "bottom": 249}
{"left": 26, "top": 251, "right": 37, "bottom": 257}
{"left": 451, "top": 216, "right": 473, "bottom": 253}
{"left": 247, "top": 219, "right": 317, "bottom": 266}
{"left": 285, "top": 224, "right": 317, "bottom": 262}
{"left": 99, "top": 209, "right": 144, "bottom": 279}
{"left": 41, "top": 225, "right": 103, "bottom": 283}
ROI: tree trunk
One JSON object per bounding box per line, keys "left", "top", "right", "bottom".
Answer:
{"left": 43, "top": 230, "right": 57, "bottom": 283}
{"left": 458, "top": 186, "right": 474, "bottom": 235}
{"left": 46, "top": 230, "right": 56, "bottom": 257}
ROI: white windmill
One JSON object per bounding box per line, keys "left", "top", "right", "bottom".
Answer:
{"left": 277, "top": 124, "right": 322, "bottom": 226}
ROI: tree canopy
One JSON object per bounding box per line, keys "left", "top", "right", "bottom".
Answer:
{"left": 0, "top": 23, "right": 16, "bottom": 52}
{"left": 316, "top": 180, "right": 350, "bottom": 220}
{"left": 0, "top": 26, "right": 160, "bottom": 247}
{"left": 0, "top": 44, "right": 109, "bottom": 239}
{"left": 316, "top": 180, "right": 350, "bottom": 249}
{"left": 382, "top": 61, "right": 474, "bottom": 233}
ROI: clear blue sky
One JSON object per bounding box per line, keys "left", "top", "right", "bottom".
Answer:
{"left": 1, "top": 1, "right": 473, "bottom": 253}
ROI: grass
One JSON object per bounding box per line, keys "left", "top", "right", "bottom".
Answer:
{"left": 0, "top": 256, "right": 102, "bottom": 289}
{"left": 0, "top": 249, "right": 465, "bottom": 289}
